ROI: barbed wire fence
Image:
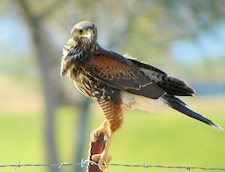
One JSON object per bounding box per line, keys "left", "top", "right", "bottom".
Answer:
{"left": 0, "top": 134, "right": 224, "bottom": 171}
{"left": 0, "top": 160, "right": 225, "bottom": 171}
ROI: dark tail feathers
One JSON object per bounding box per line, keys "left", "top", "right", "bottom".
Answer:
{"left": 162, "top": 95, "right": 223, "bottom": 130}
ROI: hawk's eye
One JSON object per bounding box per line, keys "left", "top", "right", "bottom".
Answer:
{"left": 79, "top": 29, "right": 83, "bottom": 34}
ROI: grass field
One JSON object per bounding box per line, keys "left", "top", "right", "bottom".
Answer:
{"left": 0, "top": 97, "right": 225, "bottom": 172}
{"left": 0, "top": 75, "right": 225, "bottom": 172}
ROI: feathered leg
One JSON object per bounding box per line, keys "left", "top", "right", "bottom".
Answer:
{"left": 92, "top": 101, "right": 123, "bottom": 170}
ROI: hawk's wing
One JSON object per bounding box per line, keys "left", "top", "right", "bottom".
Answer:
{"left": 83, "top": 49, "right": 165, "bottom": 99}
{"left": 129, "top": 59, "right": 195, "bottom": 96}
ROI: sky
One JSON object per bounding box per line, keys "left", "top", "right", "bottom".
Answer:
{"left": 0, "top": 13, "right": 32, "bottom": 55}
{"left": 170, "top": 22, "right": 225, "bottom": 64}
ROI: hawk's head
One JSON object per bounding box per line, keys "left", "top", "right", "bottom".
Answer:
{"left": 71, "top": 21, "right": 97, "bottom": 44}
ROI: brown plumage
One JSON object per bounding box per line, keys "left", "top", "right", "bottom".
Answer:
{"left": 61, "top": 21, "right": 222, "bottom": 170}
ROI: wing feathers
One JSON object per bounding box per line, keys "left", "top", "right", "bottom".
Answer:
{"left": 158, "top": 76, "right": 196, "bottom": 96}
{"left": 83, "top": 50, "right": 165, "bottom": 99}
{"left": 130, "top": 59, "right": 195, "bottom": 96}
{"left": 126, "top": 84, "right": 166, "bottom": 99}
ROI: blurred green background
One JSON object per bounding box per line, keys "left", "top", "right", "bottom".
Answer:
{"left": 0, "top": 0, "right": 225, "bottom": 172}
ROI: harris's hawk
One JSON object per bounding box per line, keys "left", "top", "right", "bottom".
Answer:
{"left": 61, "top": 21, "right": 222, "bottom": 170}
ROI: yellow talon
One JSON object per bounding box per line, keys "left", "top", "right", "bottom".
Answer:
{"left": 91, "top": 120, "right": 110, "bottom": 142}
{"left": 92, "top": 150, "right": 112, "bottom": 170}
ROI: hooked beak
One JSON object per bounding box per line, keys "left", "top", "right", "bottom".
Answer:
{"left": 72, "top": 30, "right": 94, "bottom": 43}
{"left": 84, "top": 31, "right": 93, "bottom": 42}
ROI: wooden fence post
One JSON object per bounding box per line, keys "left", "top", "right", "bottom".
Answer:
{"left": 87, "top": 133, "right": 106, "bottom": 172}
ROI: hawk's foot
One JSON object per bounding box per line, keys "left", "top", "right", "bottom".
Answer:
{"left": 91, "top": 128, "right": 110, "bottom": 142}
{"left": 92, "top": 150, "right": 112, "bottom": 170}
{"left": 91, "top": 120, "right": 110, "bottom": 142}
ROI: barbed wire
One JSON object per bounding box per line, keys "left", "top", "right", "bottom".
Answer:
{"left": 0, "top": 159, "right": 225, "bottom": 171}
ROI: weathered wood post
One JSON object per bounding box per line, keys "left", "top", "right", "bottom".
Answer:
{"left": 88, "top": 133, "right": 106, "bottom": 172}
